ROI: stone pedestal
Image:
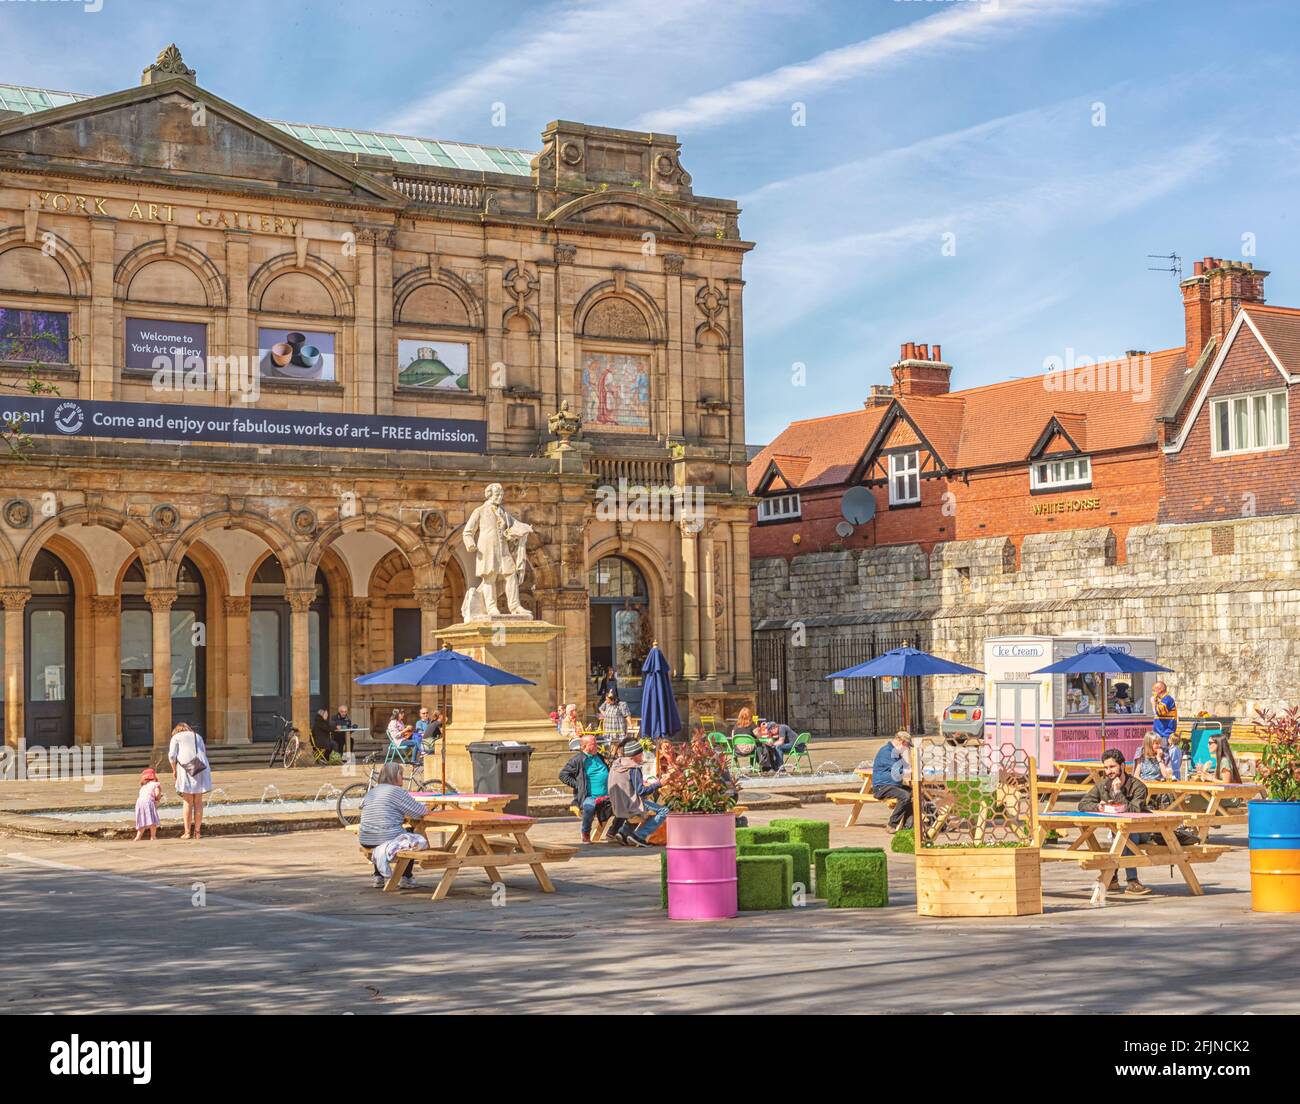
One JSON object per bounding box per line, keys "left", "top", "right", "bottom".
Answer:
{"left": 435, "top": 619, "right": 569, "bottom": 795}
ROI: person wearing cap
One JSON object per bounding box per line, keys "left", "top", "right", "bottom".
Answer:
{"left": 871, "top": 730, "right": 914, "bottom": 833}
{"left": 607, "top": 737, "right": 667, "bottom": 847}
{"left": 134, "top": 767, "right": 163, "bottom": 841}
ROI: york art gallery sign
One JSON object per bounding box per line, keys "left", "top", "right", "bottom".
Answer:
{"left": 1, "top": 396, "right": 486, "bottom": 454}
{"left": 30, "top": 190, "right": 302, "bottom": 235}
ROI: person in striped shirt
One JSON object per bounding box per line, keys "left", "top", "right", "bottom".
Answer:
{"left": 359, "top": 763, "right": 429, "bottom": 888}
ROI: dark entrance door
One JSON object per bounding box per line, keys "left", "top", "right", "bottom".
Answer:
{"left": 309, "top": 571, "right": 329, "bottom": 719}
{"left": 588, "top": 557, "right": 649, "bottom": 716}
{"left": 250, "top": 555, "right": 290, "bottom": 743}
{"left": 25, "top": 549, "right": 74, "bottom": 747}
{"left": 170, "top": 559, "right": 207, "bottom": 736}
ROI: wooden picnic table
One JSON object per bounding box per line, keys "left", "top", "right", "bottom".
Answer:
{"left": 1141, "top": 780, "right": 1262, "bottom": 841}
{"left": 389, "top": 808, "right": 577, "bottom": 901}
{"left": 411, "top": 792, "right": 513, "bottom": 813}
{"left": 1038, "top": 811, "right": 1229, "bottom": 907}
{"left": 827, "top": 768, "right": 895, "bottom": 827}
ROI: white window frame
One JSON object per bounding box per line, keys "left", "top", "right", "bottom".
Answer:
{"left": 1209, "top": 388, "right": 1288, "bottom": 456}
{"left": 888, "top": 450, "right": 920, "bottom": 506}
{"left": 1030, "top": 454, "right": 1092, "bottom": 491}
{"left": 757, "top": 492, "right": 801, "bottom": 521}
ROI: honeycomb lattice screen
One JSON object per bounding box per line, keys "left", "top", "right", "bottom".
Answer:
{"left": 912, "top": 738, "right": 1038, "bottom": 848}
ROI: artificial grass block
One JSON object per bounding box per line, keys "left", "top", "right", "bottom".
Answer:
{"left": 890, "top": 828, "right": 915, "bottom": 854}
{"left": 814, "top": 846, "right": 884, "bottom": 899}
{"left": 735, "top": 826, "right": 791, "bottom": 847}
{"left": 737, "top": 841, "right": 811, "bottom": 893}
{"left": 770, "top": 818, "right": 831, "bottom": 856}
{"left": 737, "top": 854, "right": 793, "bottom": 910}
{"left": 825, "top": 850, "right": 889, "bottom": 908}
{"left": 659, "top": 850, "right": 667, "bottom": 909}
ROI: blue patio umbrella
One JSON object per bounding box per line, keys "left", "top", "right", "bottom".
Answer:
{"left": 1030, "top": 645, "right": 1172, "bottom": 746}
{"left": 825, "top": 645, "right": 982, "bottom": 733}
{"left": 639, "top": 643, "right": 682, "bottom": 741}
{"left": 355, "top": 643, "right": 534, "bottom": 788}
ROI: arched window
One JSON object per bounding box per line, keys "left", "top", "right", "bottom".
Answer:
{"left": 587, "top": 557, "right": 651, "bottom": 711}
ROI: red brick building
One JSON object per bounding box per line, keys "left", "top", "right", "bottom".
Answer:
{"left": 749, "top": 256, "right": 1289, "bottom": 559}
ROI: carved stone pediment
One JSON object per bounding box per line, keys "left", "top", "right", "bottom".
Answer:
{"left": 0, "top": 86, "right": 401, "bottom": 204}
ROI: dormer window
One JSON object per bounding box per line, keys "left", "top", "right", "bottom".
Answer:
{"left": 758, "top": 493, "right": 801, "bottom": 521}
{"left": 888, "top": 450, "right": 920, "bottom": 505}
{"left": 1210, "top": 389, "right": 1287, "bottom": 455}
{"left": 1030, "top": 455, "right": 1092, "bottom": 491}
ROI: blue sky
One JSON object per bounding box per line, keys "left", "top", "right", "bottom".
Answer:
{"left": 4, "top": 0, "right": 1300, "bottom": 444}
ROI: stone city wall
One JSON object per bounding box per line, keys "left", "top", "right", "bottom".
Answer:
{"left": 751, "top": 515, "right": 1300, "bottom": 734}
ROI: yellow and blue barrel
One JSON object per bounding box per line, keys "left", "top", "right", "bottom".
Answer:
{"left": 1248, "top": 801, "right": 1300, "bottom": 913}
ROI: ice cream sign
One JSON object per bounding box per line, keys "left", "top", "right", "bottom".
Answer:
{"left": 991, "top": 644, "right": 1044, "bottom": 659}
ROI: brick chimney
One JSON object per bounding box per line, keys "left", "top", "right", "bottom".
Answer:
{"left": 890, "top": 341, "right": 952, "bottom": 398}
{"left": 1181, "top": 257, "right": 1267, "bottom": 364}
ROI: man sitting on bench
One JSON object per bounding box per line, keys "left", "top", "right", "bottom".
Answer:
{"left": 559, "top": 733, "right": 612, "bottom": 844}
{"left": 872, "top": 730, "right": 914, "bottom": 833}
{"left": 359, "top": 763, "right": 430, "bottom": 889}
{"left": 1078, "top": 748, "right": 1152, "bottom": 897}
{"left": 608, "top": 738, "right": 667, "bottom": 847}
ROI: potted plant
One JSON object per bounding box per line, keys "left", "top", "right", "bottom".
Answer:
{"left": 1248, "top": 707, "right": 1300, "bottom": 912}
{"left": 657, "top": 740, "right": 738, "bottom": 920}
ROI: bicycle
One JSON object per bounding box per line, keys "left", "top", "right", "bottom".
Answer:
{"left": 268, "top": 714, "right": 303, "bottom": 768}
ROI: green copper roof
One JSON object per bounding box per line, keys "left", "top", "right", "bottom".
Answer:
{"left": 0, "top": 83, "right": 535, "bottom": 176}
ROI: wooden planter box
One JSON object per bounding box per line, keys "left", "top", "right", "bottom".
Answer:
{"left": 915, "top": 847, "right": 1042, "bottom": 917}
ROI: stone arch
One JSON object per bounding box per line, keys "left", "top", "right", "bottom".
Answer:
{"left": 574, "top": 281, "right": 665, "bottom": 344}
{"left": 114, "top": 240, "right": 227, "bottom": 307}
{"left": 585, "top": 536, "right": 672, "bottom": 609}
{"left": 250, "top": 252, "right": 354, "bottom": 318}
{"left": 168, "top": 510, "right": 305, "bottom": 583}
{"left": 307, "top": 513, "right": 435, "bottom": 590}
{"left": 546, "top": 190, "right": 697, "bottom": 238}
{"left": 19, "top": 504, "right": 167, "bottom": 591}
{"left": 695, "top": 319, "right": 729, "bottom": 348}
{"left": 0, "top": 227, "right": 91, "bottom": 297}
{"left": 501, "top": 305, "right": 540, "bottom": 336}
{"left": 393, "top": 266, "right": 483, "bottom": 329}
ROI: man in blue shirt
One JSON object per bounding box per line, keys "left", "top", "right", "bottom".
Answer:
{"left": 558, "top": 733, "right": 611, "bottom": 843}
{"left": 871, "top": 730, "right": 913, "bottom": 832}
{"left": 1152, "top": 681, "right": 1177, "bottom": 748}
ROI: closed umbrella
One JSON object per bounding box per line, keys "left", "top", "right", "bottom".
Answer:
{"left": 825, "top": 644, "right": 982, "bottom": 734}
{"left": 355, "top": 643, "right": 535, "bottom": 789}
{"left": 639, "top": 642, "right": 682, "bottom": 741}
{"left": 1030, "top": 644, "right": 1172, "bottom": 748}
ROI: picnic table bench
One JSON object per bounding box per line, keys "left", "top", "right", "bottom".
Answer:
{"left": 827, "top": 769, "right": 897, "bottom": 827}
{"left": 1037, "top": 811, "right": 1230, "bottom": 906}
{"left": 1141, "top": 780, "right": 1262, "bottom": 841}
{"left": 361, "top": 808, "right": 578, "bottom": 901}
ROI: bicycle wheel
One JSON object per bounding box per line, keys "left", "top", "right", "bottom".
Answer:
{"left": 282, "top": 733, "right": 301, "bottom": 769}
{"left": 336, "top": 782, "right": 369, "bottom": 828}
{"left": 267, "top": 739, "right": 282, "bottom": 769}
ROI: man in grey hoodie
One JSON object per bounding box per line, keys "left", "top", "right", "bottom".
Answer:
{"left": 607, "top": 737, "right": 667, "bottom": 847}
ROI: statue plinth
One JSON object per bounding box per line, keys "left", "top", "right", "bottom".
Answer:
{"left": 437, "top": 620, "right": 568, "bottom": 795}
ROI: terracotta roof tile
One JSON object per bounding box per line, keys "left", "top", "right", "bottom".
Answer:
{"left": 747, "top": 407, "right": 886, "bottom": 493}
{"left": 1243, "top": 304, "right": 1300, "bottom": 375}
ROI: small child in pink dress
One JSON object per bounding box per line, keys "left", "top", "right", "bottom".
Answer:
{"left": 134, "top": 767, "right": 162, "bottom": 841}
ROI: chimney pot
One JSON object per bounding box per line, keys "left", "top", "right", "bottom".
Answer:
{"left": 932, "top": 343, "right": 941, "bottom": 362}
{"left": 899, "top": 343, "right": 907, "bottom": 361}
{"left": 1193, "top": 260, "right": 1204, "bottom": 276}
{"left": 917, "top": 343, "right": 929, "bottom": 361}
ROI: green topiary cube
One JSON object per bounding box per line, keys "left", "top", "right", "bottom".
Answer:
{"left": 736, "top": 854, "right": 793, "bottom": 910}
{"left": 737, "top": 841, "right": 811, "bottom": 894}
{"left": 770, "top": 818, "right": 831, "bottom": 856}
{"left": 814, "top": 846, "right": 884, "bottom": 898}
{"left": 890, "top": 828, "right": 915, "bottom": 854}
{"left": 659, "top": 851, "right": 667, "bottom": 909}
{"left": 735, "top": 826, "right": 791, "bottom": 847}
{"left": 825, "top": 850, "right": 889, "bottom": 908}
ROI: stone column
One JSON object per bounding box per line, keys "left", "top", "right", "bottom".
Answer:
{"left": 146, "top": 589, "right": 177, "bottom": 752}
{"left": 414, "top": 585, "right": 443, "bottom": 712}
{"left": 88, "top": 216, "right": 116, "bottom": 400}
{"left": 223, "top": 597, "right": 252, "bottom": 745}
{"left": 374, "top": 228, "right": 396, "bottom": 416}
{"left": 664, "top": 253, "right": 686, "bottom": 440}
{"left": 483, "top": 255, "right": 507, "bottom": 448}
{"left": 286, "top": 588, "right": 315, "bottom": 743}
{"left": 679, "top": 520, "right": 700, "bottom": 680}
{"left": 224, "top": 230, "right": 252, "bottom": 407}
{"left": 725, "top": 276, "right": 747, "bottom": 452}
{"left": 2, "top": 588, "right": 30, "bottom": 748}
{"left": 88, "top": 595, "right": 120, "bottom": 746}
{"left": 730, "top": 519, "right": 754, "bottom": 683}
{"left": 699, "top": 519, "right": 718, "bottom": 680}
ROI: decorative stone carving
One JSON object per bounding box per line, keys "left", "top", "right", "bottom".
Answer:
{"left": 285, "top": 588, "right": 316, "bottom": 614}
{"left": 223, "top": 596, "right": 251, "bottom": 616}
{"left": 141, "top": 43, "right": 196, "bottom": 85}
{"left": 554, "top": 243, "right": 577, "bottom": 265}
{"left": 503, "top": 264, "right": 537, "bottom": 312}
{"left": 654, "top": 151, "right": 691, "bottom": 187}
{"left": 3, "top": 498, "right": 32, "bottom": 529}
{"left": 150, "top": 503, "right": 180, "bottom": 532}
{"left": 547, "top": 400, "right": 582, "bottom": 450}
{"left": 290, "top": 507, "right": 317, "bottom": 535}
{"left": 462, "top": 483, "right": 534, "bottom": 619}
{"left": 561, "top": 141, "right": 583, "bottom": 166}
{"left": 89, "top": 595, "right": 120, "bottom": 616}
{"left": 582, "top": 298, "right": 650, "bottom": 340}
{"left": 663, "top": 253, "right": 685, "bottom": 276}
{"left": 145, "top": 589, "right": 177, "bottom": 612}
{"left": 413, "top": 586, "right": 443, "bottom": 612}
{"left": 1, "top": 587, "right": 32, "bottom": 612}
{"left": 420, "top": 509, "right": 445, "bottom": 537}
{"left": 696, "top": 283, "right": 727, "bottom": 320}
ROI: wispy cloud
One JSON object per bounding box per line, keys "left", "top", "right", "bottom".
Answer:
{"left": 635, "top": 0, "right": 1108, "bottom": 133}
{"left": 384, "top": 0, "right": 788, "bottom": 136}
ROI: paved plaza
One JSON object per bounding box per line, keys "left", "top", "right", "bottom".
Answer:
{"left": 2, "top": 797, "right": 1296, "bottom": 1015}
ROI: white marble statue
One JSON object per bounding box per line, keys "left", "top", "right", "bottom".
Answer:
{"left": 462, "top": 482, "right": 534, "bottom": 619}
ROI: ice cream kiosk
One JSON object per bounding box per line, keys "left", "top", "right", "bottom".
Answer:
{"left": 983, "top": 634, "right": 1160, "bottom": 772}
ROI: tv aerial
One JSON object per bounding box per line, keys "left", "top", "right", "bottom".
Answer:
{"left": 1147, "top": 252, "right": 1183, "bottom": 281}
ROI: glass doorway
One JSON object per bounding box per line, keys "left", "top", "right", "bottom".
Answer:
{"left": 25, "top": 549, "right": 74, "bottom": 747}
{"left": 588, "top": 556, "right": 649, "bottom": 715}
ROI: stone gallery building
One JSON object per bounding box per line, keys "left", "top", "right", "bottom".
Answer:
{"left": 0, "top": 47, "right": 755, "bottom": 752}
{"left": 749, "top": 257, "right": 1300, "bottom": 734}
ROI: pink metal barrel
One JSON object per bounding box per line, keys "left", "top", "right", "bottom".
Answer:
{"left": 666, "top": 813, "right": 738, "bottom": 920}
